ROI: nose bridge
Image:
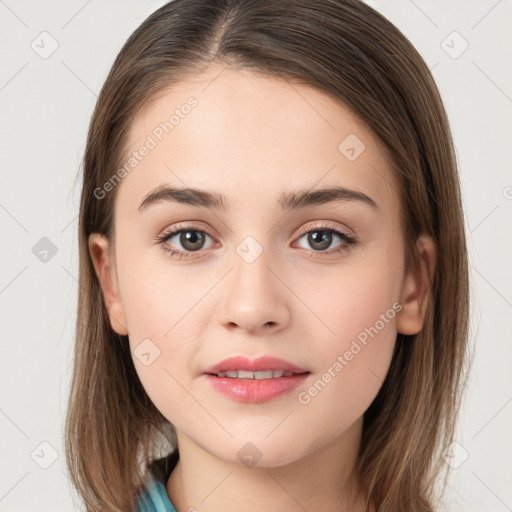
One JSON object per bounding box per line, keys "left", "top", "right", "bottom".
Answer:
{"left": 216, "top": 233, "right": 289, "bottom": 333}
{"left": 231, "top": 233, "right": 276, "bottom": 303}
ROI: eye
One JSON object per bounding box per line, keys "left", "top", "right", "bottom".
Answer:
{"left": 154, "top": 223, "right": 216, "bottom": 260}
{"left": 294, "top": 223, "right": 358, "bottom": 256}
{"left": 154, "top": 221, "right": 358, "bottom": 260}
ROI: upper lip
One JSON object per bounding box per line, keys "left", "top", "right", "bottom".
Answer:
{"left": 203, "top": 355, "right": 309, "bottom": 375}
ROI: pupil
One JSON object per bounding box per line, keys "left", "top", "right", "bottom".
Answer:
{"left": 309, "top": 230, "right": 331, "bottom": 250}
{"left": 181, "top": 231, "right": 204, "bottom": 250}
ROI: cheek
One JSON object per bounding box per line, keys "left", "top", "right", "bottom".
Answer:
{"left": 295, "top": 286, "right": 398, "bottom": 444}
{"left": 115, "top": 257, "right": 207, "bottom": 418}
{"left": 293, "top": 250, "right": 401, "bottom": 410}
{"left": 121, "top": 277, "right": 204, "bottom": 430}
{"left": 302, "top": 275, "right": 398, "bottom": 404}
{"left": 293, "top": 247, "right": 402, "bottom": 347}
{"left": 116, "top": 245, "right": 199, "bottom": 341}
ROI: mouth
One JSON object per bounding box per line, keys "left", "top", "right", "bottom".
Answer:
{"left": 203, "top": 355, "right": 310, "bottom": 402}
{"left": 208, "top": 369, "right": 307, "bottom": 379}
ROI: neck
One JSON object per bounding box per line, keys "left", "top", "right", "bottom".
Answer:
{"left": 167, "top": 417, "right": 367, "bottom": 512}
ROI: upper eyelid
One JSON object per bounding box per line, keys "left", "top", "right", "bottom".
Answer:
{"left": 295, "top": 221, "right": 356, "bottom": 239}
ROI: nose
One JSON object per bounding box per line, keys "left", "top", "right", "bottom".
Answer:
{"left": 216, "top": 246, "right": 290, "bottom": 335}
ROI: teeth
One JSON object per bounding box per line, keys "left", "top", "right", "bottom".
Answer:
{"left": 215, "top": 370, "right": 296, "bottom": 379}
{"left": 254, "top": 370, "right": 273, "bottom": 379}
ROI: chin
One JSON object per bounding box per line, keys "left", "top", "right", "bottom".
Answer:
{"left": 209, "top": 437, "right": 308, "bottom": 469}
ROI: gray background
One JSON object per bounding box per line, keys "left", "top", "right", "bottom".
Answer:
{"left": 0, "top": 0, "right": 511, "bottom": 510}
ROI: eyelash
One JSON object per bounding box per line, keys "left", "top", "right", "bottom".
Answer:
{"left": 154, "top": 222, "right": 358, "bottom": 260}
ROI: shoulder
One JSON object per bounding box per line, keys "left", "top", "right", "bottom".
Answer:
{"left": 133, "top": 451, "right": 180, "bottom": 512}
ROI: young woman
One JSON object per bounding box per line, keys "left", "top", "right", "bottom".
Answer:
{"left": 64, "top": 1, "right": 470, "bottom": 510}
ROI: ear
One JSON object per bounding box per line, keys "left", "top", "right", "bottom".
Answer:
{"left": 88, "top": 233, "right": 129, "bottom": 336}
{"left": 396, "top": 234, "right": 436, "bottom": 335}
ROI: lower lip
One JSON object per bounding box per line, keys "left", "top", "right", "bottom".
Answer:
{"left": 204, "top": 373, "right": 310, "bottom": 403}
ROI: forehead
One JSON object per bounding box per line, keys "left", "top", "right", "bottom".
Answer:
{"left": 117, "top": 64, "right": 398, "bottom": 215}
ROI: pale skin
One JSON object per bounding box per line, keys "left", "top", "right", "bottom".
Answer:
{"left": 89, "top": 63, "right": 436, "bottom": 512}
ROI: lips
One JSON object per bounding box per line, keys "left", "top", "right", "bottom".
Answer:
{"left": 203, "top": 355, "right": 309, "bottom": 376}
{"left": 203, "top": 355, "right": 310, "bottom": 402}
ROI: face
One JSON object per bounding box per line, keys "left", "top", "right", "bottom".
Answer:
{"left": 90, "top": 64, "right": 432, "bottom": 468}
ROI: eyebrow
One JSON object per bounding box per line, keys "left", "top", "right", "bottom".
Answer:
{"left": 138, "top": 184, "right": 378, "bottom": 213}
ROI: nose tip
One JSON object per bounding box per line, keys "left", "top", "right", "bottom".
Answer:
{"left": 217, "top": 262, "right": 290, "bottom": 335}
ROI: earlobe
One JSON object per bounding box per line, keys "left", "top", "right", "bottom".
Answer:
{"left": 396, "top": 234, "right": 436, "bottom": 335}
{"left": 88, "top": 233, "right": 129, "bottom": 336}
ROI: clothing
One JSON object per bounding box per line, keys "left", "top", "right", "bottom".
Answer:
{"left": 133, "top": 450, "right": 180, "bottom": 512}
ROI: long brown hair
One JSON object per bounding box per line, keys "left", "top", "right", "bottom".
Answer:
{"left": 65, "top": 0, "right": 471, "bottom": 510}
